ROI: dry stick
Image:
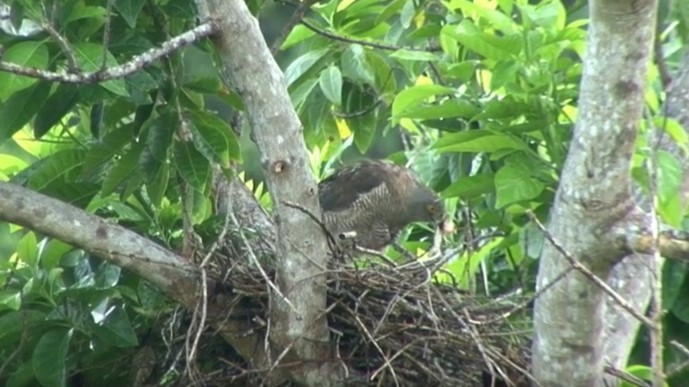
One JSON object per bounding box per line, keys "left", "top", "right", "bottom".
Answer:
{"left": 101, "top": 0, "right": 115, "bottom": 70}
{"left": 526, "top": 211, "right": 655, "bottom": 329}
{"left": 185, "top": 205, "right": 233, "bottom": 369}
{"left": 350, "top": 311, "right": 400, "bottom": 387}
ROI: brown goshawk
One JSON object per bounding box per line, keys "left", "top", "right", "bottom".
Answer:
{"left": 319, "top": 160, "right": 449, "bottom": 253}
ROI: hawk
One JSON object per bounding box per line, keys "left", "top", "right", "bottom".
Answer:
{"left": 318, "top": 160, "right": 450, "bottom": 253}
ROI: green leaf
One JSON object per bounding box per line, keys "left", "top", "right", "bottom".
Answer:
{"left": 434, "top": 132, "right": 529, "bottom": 153}
{"left": 319, "top": 66, "right": 343, "bottom": 105}
{"left": 174, "top": 141, "right": 211, "bottom": 191}
{"left": 285, "top": 48, "right": 329, "bottom": 87}
{"left": 435, "top": 238, "right": 504, "bottom": 289}
{"left": 83, "top": 123, "right": 134, "bottom": 173}
{"left": 33, "top": 328, "right": 72, "bottom": 387}
{"left": 73, "top": 42, "right": 129, "bottom": 96}
{"left": 657, "top": 117, "right": 689, "bottom": 154}
{"left": 146, "top": 161, "right": 169, "bottom": 207}
{"left": 0, "top": 290, "right": 21, "bottom": 310}
{"left": 139, "top": 112, "right": 177, "bottom": 183}
{"left": 40, "top": 240, "right": 73, "bottom": 270}
{"left": 442, "top": 173, "right": 495, "bottom": 199}
{"left": 27, "top": 149, "right": 86, "bottom": 191}
{"left": 494, "top": 164, "right": 545, "bottom": 208}
{"left": 33, "top": 84, "right": 79, "bottom": 138}
{"left": 441, "top": 20, "right": 517, "bottom": 61}
{"left": 341, "top": 44, "right": 375, "bottom": 85}
{"left": 91, "top": 307, "right": 138, "bottom": 347}
{"left": 0, "top": 81, "right": 52, "bottom": 143}
{"left": 187, "top": 110, "right": 241, "bottom": 167}
{"left": 5, "top": 361, "right": 36, "bottom": 387}
{"left": 0, "top": 41, "right": 49, "bottom": 101}
{"left": 390, "top": 49, "right": 439, "bottom": 62}
{"left": 17, "top": 231, "right": 38, "bottom": 270}
{"left": 402, "top": 99, "right": 481, "bottom": 121}
{"left": 391, "top": 84, "right": 455, "bottom": 122}
{"left": 663, "top": 260, "right": 687, "bottom": 309}
{"left": 102, "top": 140, "right": 145, "bottom": 196}
{"left": 281, "top": 24, "right": 316, "bottom": 50}
{"left": 445, "top": 0, "right": 516, "bottom": 33}
{"left": 114, "top": 0, "right": 146, "bottom": 28}
{"left": 657, "top": 150, "right": 685, "bottom": 227}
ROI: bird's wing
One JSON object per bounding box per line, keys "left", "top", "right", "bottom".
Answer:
{"left": 318, "top": 160, "right": 397, "bottom": 212}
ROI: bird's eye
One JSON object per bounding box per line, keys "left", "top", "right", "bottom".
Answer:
{"left": 426, "top": 205, "right": 436, "bottom": 213}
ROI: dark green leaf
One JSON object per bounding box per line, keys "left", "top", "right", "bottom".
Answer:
{"left": 32, "top": 328, "right": 71, "bottom": 387}
{"left": 33, "top": 84, "right": 80, "bottom": 138}
{"left": 174, "top": 141, "right": 211, "bottom": 191}
{"left": 92, "top": 307, "right": 138, "bottom": 347}
{"left": 114, "top": 0, "right": 146, "bottom": 28}
{"left": 27, "top": 149, "right": 86, "bottom": 191}
{"left": 73, "top": 42, "right": 129, "bottom": 96}
{"left": 83, "top": 123, "right": 134, "bottom": 174}
{"left": 102, "top": 140, "right": 145, "bottom": 196}
{"left": 664, "top": 260, "right": 687, "bottom": 309}
{"left": 0, "top": 81, "right": 52, "bottom": 144}
{"left": 139, "top": 112, "right": 177, "bottom": 183}
{"left": 187, "top": 110, "right": 241, "bottom": 167}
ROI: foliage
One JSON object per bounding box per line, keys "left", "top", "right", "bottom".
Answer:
{"left": 0, "top": 0, "right": 688, "bottom": 385}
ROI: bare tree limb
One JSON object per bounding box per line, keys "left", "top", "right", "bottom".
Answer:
{"left": 0, "top": 22, "right": 215, "bottom": 83}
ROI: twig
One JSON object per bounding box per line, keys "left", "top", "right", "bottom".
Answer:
{"left": 0, "top": 22, "right": 215, "bottom": 83}
{"left": 301, "top": 19, "right": 439, "bottom": 53}
{"left": 526, "top": 211, "right": 655, "bottom": 329}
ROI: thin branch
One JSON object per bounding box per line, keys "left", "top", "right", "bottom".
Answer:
{"left": 270, "top": 0, "right": 319, "bottom": 56}
{"left": 300, "top": 19, "right": 439, "bottom": 53}
{"left": 527, "top": 211, "right": 655, "bottom": 329}
{"left": 0, "top": 22, "right": 216, "bottom": 83}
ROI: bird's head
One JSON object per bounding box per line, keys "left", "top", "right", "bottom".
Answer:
{"left": 406, "top": 186, "right": 455, "bottom": 235}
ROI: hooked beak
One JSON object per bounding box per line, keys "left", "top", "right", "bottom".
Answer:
{"left": 438, "top": 215, "right": 454, "bottom": 235}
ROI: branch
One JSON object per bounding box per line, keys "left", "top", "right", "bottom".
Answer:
{"left": 205, "top": 1, "right": 342, "bottom": 385}
{"left": 0, "top": 181, "right": 198, "bottom": 304}
{"left": 0, "top": 22, "right": 215, "bottom": 83}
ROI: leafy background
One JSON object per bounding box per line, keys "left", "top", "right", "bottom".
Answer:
{"left": 0, "top": 0, "right": 688, "bottom": 385}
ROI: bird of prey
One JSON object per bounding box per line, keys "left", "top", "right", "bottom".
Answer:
{"left": 318, "top": 159, "right": 451, "bottom": 254}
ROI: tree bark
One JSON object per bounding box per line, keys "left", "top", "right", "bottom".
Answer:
{"left": 532, "top": 0, "right": 658, "bottom": 385}
{"left": 603, "top": 51, "right": 689, "bottom": 372}
{"left": 204, "top": 1, "right": 341, "bottom": 385}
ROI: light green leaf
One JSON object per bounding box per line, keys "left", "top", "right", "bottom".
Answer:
{"left": 390, "top": 49, "right": 439, "bottom": 62}
{"left": 494, "top": 164, "right": 545, "bottom": 208}
{"left": 0, "top": 290, "right": 21, "bottom": 311}
{"left": 285, "top": 48, "right": 329, "bottom": 86}
{"left": 435, "top": 133, "right": 529, "bottom": 153}
{"left": 341, "top": 44, "right": 375, "bottom": 84}
{"left": 391, "top": 84, "right": 454, "bottom": 122}
{"left": 319, "top": 66, "right": 343, "bottom": 105}
{"left": 442, "top": 173, "right": 495, "bottom": 199}
{"left": 0, "top": 41, "right": 49, "bottom": 101}
{"left": 17, "top": 232, "right": 38, "bottom": 270}
{"left": 114, "top": 0, "right": 146, "bottom": 28}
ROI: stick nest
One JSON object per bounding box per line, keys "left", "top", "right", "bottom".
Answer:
{"left": 210, "top": 253, "right": 533, "bottom": 387}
